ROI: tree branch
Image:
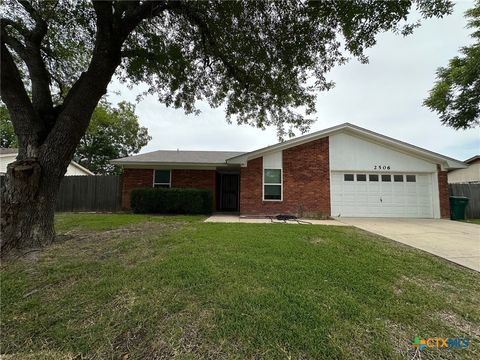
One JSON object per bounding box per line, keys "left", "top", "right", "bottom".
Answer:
{"left": 171, "top": 3, "right": 248, "bottom": 86}
{"left": 18, "top": 0, "right": 47, "bottom": 44}
{"left": 1, "top": 9, "right": 53, "bottom": 122}
{"left": 0, "top": 41, "right": 42, "bottom": 157}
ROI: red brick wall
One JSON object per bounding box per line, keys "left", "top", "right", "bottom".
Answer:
{"left": 121, "top": 168, "right": 216, "bottom": 209}
{"left": 121, "top": 168, "right": 153, "bottom": 209}
{"left": 240, "top": 137, "right": 330, "bottom": 217}
{"left": 437, "top": 165, "right": 450, "bottom": 219}
{"left": 171, "top": 169, "right": 216, "bottom": 206}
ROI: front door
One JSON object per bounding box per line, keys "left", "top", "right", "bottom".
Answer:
{"left": 219, "top": 174, "right": 239, "bottom": 211}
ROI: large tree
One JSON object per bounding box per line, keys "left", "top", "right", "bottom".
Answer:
{"left": 0, "top": 0, "right": 453, "bottom": 252}
{"left": 74, "top": 101, "right": 151, "bottom": 174}
{"left": 1, "top": 101, "right": 150, "bottom": 174}
{"left": 424, "top": 0, "right": 480, "bottom": 129}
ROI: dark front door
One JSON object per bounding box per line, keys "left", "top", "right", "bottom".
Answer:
{"left": 219, "top": 174, "right": 239, "bottom": 211}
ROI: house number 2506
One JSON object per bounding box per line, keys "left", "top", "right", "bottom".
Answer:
{"left": 374, "top": 165, "right": 391, "bottom": 170}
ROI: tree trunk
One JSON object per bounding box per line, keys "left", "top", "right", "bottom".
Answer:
{"left": 0, "top": 158, "right": 62, "bottom": 254}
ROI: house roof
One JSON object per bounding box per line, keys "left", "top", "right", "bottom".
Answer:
{"left": 226, "top": 123, "right": 467, "bottom": 170}
{"left": 0, "top": 148, "right": 94, "bottom": 175}
{"left": 111, "top": 123, "right": 466, "bottom": 170}
{"left": 70, "top": 161, "right": 95, "bottom": 175}
{"left": 464, "top": 155, "right": 480, "bottom": 164}
{"left": 111, "top": 150, "right": 246, "bottom": 167}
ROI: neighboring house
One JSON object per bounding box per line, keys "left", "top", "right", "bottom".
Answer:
{"left": 112, "top": 123, "right": 466, "bottom": 219}
{"left": 448, "top": 155, "right": 480, "bottom": 184}
{"left": 0, "top": 148, "right": 94, "bottom": 176}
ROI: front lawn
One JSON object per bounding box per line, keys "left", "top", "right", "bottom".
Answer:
{"left": 1, "top": 214, "right": 479, "bottom": 359}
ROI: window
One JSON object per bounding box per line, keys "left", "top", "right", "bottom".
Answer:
{"left": 394, "top": 175, "right": 404, "bottom": 182}
{"left": 344, "top": 174, "right": 354, "bottom": 181}
{"left": 154, "top": 170, "right": 171, "bottom": 188}
{"left": 381, "top": 174, "right": 391, "bottom": 182}
{"left": 264, "top": 169, "right": 282, "bottom": 200}
{"left": 406, "top": 175, "right": 416, "bottom": 182}
{"left": 356, "top": 174, "right": 367, "bottom": 182}
{"left": 369, "top": 174, "right": 379, "bottom": 182}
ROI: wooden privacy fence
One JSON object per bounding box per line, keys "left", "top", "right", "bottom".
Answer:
{"left": 55, "top": 175, "right": 122, "bottom": 212}
{"left": 449, "top": 183, "right": 480, "bottom": 219}
{"left": 1, "top": 174, "right": 121, "bottom": 212}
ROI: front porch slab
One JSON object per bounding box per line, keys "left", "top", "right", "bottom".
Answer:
{"left": 204, "top": 214, "right": 348, "bottom": 226}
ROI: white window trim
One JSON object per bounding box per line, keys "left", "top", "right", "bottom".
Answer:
{"left": 153, "top": 169, "right": 171, "bottom": 188}
{"left": 263, "top": 168, "right": 283, "bottom": 202}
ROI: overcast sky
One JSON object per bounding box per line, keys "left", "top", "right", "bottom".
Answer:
{"left": 108, "top": 0, "right": 479, "bottom": 161}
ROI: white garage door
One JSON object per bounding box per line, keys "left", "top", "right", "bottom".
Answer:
{"left": 331, "top": 172, "right": 434, "bottom": 218}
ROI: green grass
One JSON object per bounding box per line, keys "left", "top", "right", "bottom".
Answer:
{"left": 1, "top": 214, "right": 479, "bottom": 359}
{"left": 461, "top": 218, "right": 480, "bottom": 225}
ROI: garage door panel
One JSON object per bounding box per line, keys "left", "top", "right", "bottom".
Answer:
{"left": 331, "top": 172, "right": 434, "bottom": 218}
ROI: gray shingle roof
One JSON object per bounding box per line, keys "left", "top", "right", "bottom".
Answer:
{"left": 111, "top": 150, "right": 246, "bottom": 165}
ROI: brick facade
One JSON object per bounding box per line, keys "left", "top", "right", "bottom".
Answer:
{"left": 121, "top": 168, "right": 153, "bottom": 209}
{"left": 239, "top": 137, "right": 330, "bottom": 217}
{"left": 437, "top": 165, "right": 450, "bottom": 219}
{"left": 121, "top": 168, "right": 216, "bottom": 209}
{"left": 171, "top": 169, "right": 216, "bottom": 207}
{"left": 171, "top": 169, "right": 216, "bottom": 191}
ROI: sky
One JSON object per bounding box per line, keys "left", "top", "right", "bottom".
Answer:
{"left": 108, "top": 1, "right": 479, "bottom": 161}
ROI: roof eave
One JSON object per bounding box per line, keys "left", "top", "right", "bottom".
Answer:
{"left": 110, "top": 160, "right": 238, "bottom": 168}
{"left": 226, "top": 123, "right": 467, "bottom": 170}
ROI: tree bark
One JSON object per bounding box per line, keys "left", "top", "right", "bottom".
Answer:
{"left": 0, "top": 1, "right": 169, "bottom": 255}
{"left": 0, "top": 158, "right": 63, "bottom": 252}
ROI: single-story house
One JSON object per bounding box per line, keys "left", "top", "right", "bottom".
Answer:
{"left": 448, "top": 155, "right": 480, "bottom": 184}
{"left": 112, "top": 123, "right": 466, "bottom": 219}
{"left": 0, "top": 148, "right": 94, "bottom": 176}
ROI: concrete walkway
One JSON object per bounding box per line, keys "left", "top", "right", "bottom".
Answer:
{"left": 338, "top": 218, "right": 480, "bottom": 272}
{"left": 205, "top": 214, "right": 348, "bottom": 226}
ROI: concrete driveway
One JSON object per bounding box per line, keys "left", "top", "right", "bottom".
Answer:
{"left": 338, "top": 218, "right": 480, "bottom": 272}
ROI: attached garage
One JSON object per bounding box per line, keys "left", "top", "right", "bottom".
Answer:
{"left": 330, "top": 172, "right": 434, "bottom": 218}
{"left": 329, "top": 131, "right": 446, "bottom": 218}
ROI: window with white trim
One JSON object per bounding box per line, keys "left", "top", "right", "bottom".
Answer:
{"left": 154, "top": 170, "right": 171, "bottom": 188}
{"left": 264, "top": 169, "right": 282, "bottom": 200}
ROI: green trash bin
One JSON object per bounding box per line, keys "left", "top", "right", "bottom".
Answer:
{"left": 449, "top": 196, "right": 469, "bottom": 220}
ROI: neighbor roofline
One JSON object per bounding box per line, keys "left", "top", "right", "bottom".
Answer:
{"left": 464, "top": 155, "right": 480, "bottom": 164}
{"left": 226, "top": 122, "right": 467, "bottom": 170}
{"left": 70, "top": 160, "right": 95, "bottom": 175}
{"left": 0, "top": 151, "right": 95, "bottom": 174}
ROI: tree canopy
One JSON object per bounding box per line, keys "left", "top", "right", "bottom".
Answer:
{"left": 424, "top": 0, "right": 480, "bottom": 129}
{"left": 2, "top": 0, "right": 453, "bottom": 138}
{"left": 74, "top": 101, "right": 151, "bottom": 174}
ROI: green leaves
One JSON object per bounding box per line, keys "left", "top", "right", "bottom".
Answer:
{"left": 0, "top": 106, "right": 17, "bottom": 148}
{"left": 74, "top": 101, "right": 151, "bottom": 174}
{"left": 3, "top": 0, "right": 454, "bottom": 138}
{"left": 424, "top": 0, "right": 480, "bottom": 129}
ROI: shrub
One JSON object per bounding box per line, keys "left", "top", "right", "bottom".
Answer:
{"left": 130, "top": 187, "right": 213, "bottom": 214}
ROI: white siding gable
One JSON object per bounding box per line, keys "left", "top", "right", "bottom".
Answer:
{"left": 329, "top": 133, "right": 437, "bottom": 172}
{"left": 262, "top": 151, "right": 282, "bottom": 169}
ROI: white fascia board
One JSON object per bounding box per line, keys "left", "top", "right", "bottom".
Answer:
{"left": 344, "top": 126, "right": 466, "bottom": 170}
{"left": 226, "top": 122, "right": 467, "bottom": 170}
{"left": 227, "top": 123, "right": 348, "bottom": 165}
{"left": 115, "top": 162, "right": 238, "bottom": 170}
